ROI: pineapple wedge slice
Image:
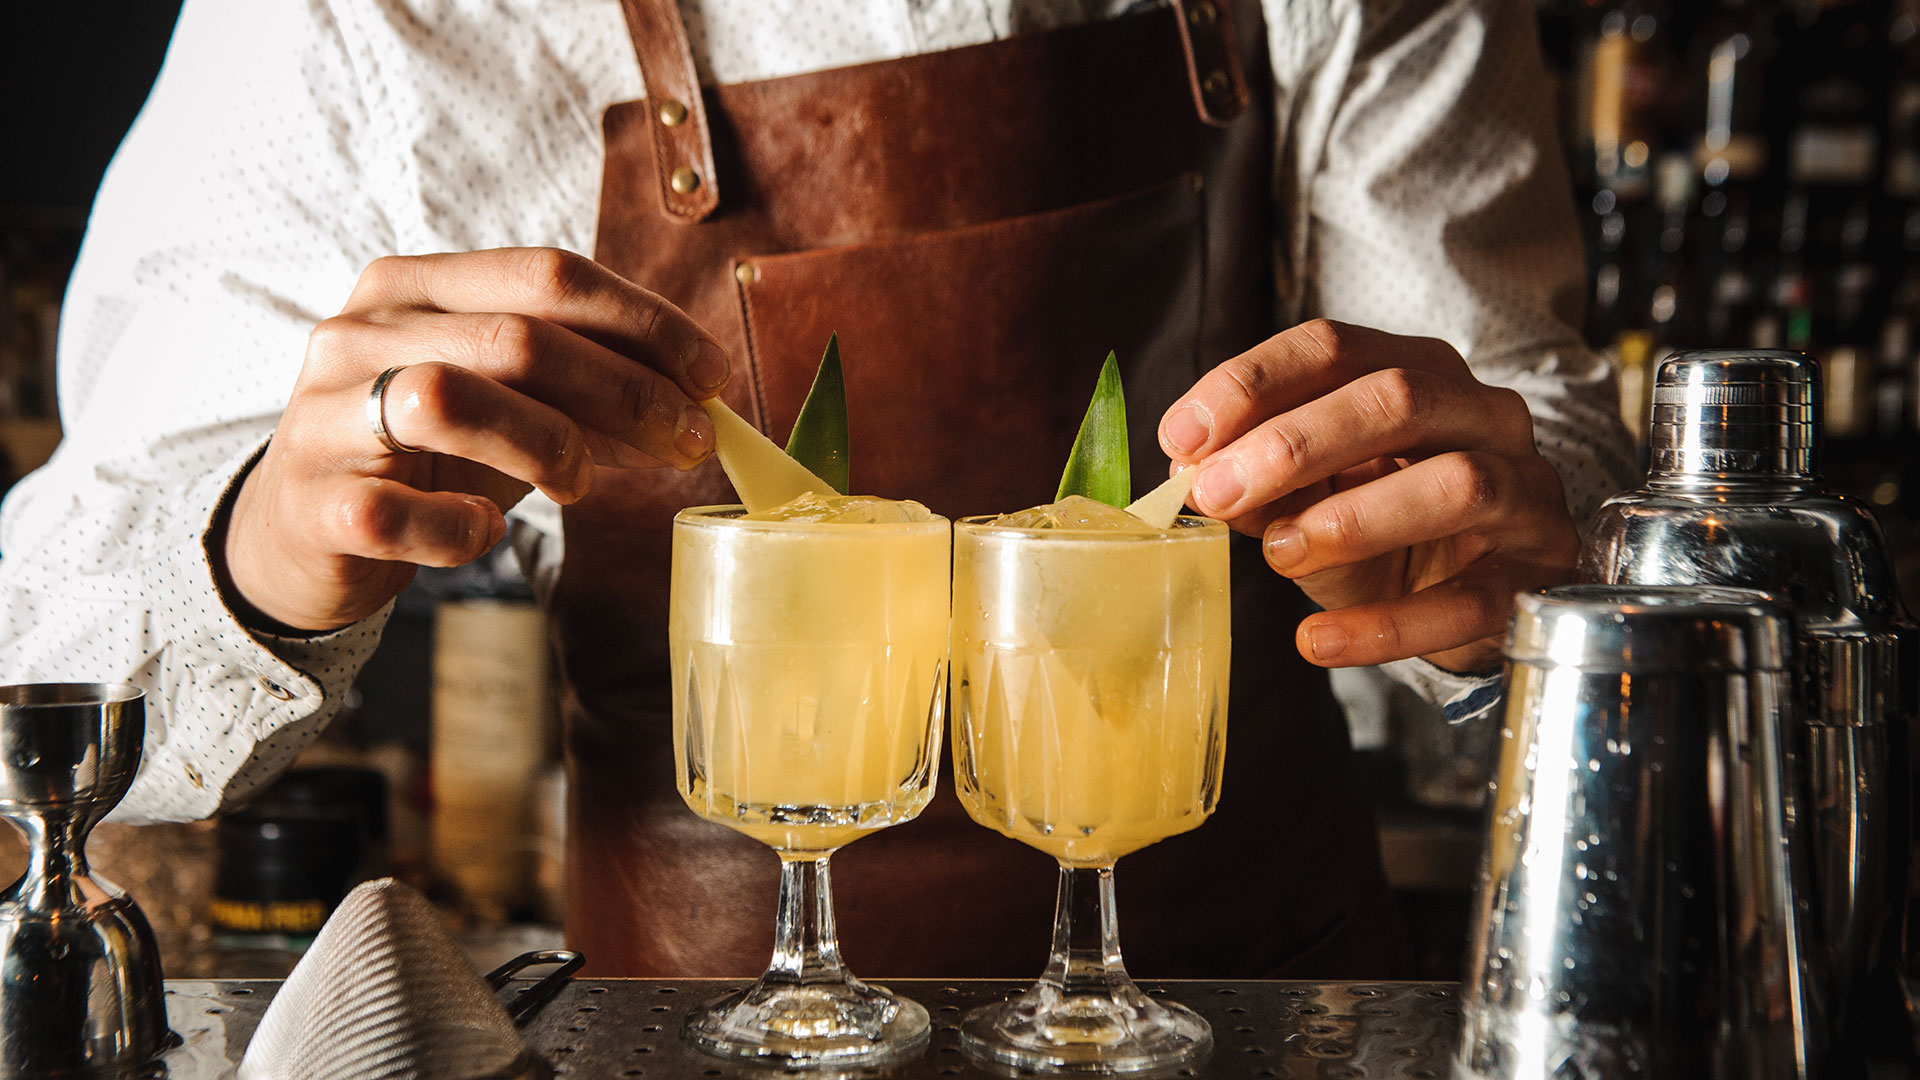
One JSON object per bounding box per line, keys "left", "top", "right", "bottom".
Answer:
{"left": 1124, "top": 469, "right": 1196, "bottom": 529}
{"left": 699, "top": 397, "right": 837, "bottom": 512}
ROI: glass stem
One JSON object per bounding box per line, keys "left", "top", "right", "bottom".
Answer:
{"left": 1040, "top": 863, "right": 1127, "bottom": 995}
{"left": 768, "top": 854, "right": 853, "bottom": 987}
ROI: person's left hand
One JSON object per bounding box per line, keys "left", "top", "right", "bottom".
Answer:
{"left": 1160, "top": 319, "right": 1580, "bottom": 674}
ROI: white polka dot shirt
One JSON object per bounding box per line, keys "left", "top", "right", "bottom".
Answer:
{"left": 1, "top": 0, "right": 1636, "bottom": 822}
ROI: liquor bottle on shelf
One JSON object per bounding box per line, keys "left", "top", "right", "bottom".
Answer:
{"left": 1645, "top": 152, "right": 1698, "bottom": 350}
{"left": 1756, "top": 191, "right": 1813, "bottom": 351}
{"left": 1888, "top": 1, "right": 1920, "bottom": 206}
{"left": 1888, "top": 151, "right": 1920, "bottom": 487}
{"left": 1613, "top": 328, "right": 1657, "bottom": 448}
{"left": 1826, "top": 345, "right": 1876, "bottom": 444}
{"left": 1814, "top": 191, "right": 1895, "bottom": 450}
{"left": 1782, "top": 0, "right": 1889, "bottom": 195}
{"left": 1785, "top": 0, "right": 1895, "bottom": 344}
{"left": 1896, "top": 218, "right": 1920, "bottom": 440}
{"left": 1594, "top": 183, "right": 1663, "bottom": 443}
{"left": 1688, "top": 0, "right": 1773, "bottom": 191}
{"left": 1699, "top": 191, "right": 1760, "bottom": 349}
{"left": 1577, "top": 1, "right": 1674, "bottom": 200}
{"left": 1585, "top": 188, "right": 1630, "bottom": 348}
{"left": 1875, "top": 312, "right": 1913, "bottom": 451}
{"left": 1858, "top": 233, "right": 1920, "bottom": 507}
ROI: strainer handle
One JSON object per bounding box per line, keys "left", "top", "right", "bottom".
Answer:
{"left": 485, "top": 949, "right": 585, "bottom": 1024}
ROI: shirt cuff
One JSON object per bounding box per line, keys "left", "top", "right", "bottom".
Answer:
{"left": 116, "top": 436, "right": 391, "bottom": 822}
{"left": 1376, "top": 655, "right": 1505, "bottom": 727}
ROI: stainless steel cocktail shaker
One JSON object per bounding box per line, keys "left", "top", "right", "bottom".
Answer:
{"left": 1455, "top": 586, "right": 1822, "bottom": 1080}
{"left": 1581, "top": 349, "right": 1914, "bottom": 1034}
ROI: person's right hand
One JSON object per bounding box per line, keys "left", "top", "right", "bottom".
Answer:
{"left": 219, "top": 248, "right": 729, "bottom": 634}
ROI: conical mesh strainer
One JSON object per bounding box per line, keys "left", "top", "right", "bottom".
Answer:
{"left": 238, "top": 878, "right": 545, "bottom": 1080}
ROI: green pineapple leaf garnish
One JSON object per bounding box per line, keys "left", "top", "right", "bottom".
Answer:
{"left": 783, "top": 333, "right": 850, "bottom": 495}
{"left": 1055, "top": 352, "right": 1130, "bottom": 508}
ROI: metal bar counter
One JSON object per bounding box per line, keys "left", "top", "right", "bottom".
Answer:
{"left": 160, "top": 979, "right": 1462, "bottom": 1079}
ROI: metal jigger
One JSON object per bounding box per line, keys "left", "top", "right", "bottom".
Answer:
{"left": 0, "top": 684, "right": 170, "bottom": 1077}
{"left": 1455, "top": 587, "right": 1824, "bottom": 1080}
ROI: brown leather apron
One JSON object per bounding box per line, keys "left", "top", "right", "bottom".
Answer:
{"left": 558, "top": 0, "right": 1403, "bottom": 978}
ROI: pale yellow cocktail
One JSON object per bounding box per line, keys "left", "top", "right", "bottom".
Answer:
{"left": 950, "top": 495, "right": 1230, "bottom": 1073}
{"left": 951, "top": 497, "right": 1230, "bottom": 866}
{"left": 670, "top": 495, "right": 950, "bottom": 855}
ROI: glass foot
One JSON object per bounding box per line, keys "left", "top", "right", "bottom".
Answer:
{"left": 960, "top": 981, "right": 1212, "bottom": 1075}
{"left": 683, "top": 979, "right": 930, "bottom": 1067}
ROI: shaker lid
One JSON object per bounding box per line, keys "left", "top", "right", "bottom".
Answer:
{"left": 1506, "top": 585, "right": 1791, "bottom": 672}
{"left": 1648, "top": 349, "right": 1818, "bottom": 481}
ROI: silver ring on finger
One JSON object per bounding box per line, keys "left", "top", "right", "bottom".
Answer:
{"left": 367, "top": 365, "right": 424, "bottom": 454}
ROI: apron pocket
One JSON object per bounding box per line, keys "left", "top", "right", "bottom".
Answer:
{"left": 735, "top": 173, "right": 1204, "bottom": 518}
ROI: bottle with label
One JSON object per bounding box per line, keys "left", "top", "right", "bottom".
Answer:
{"left": 429, "top": 550, "right": 551, "bottom": 924}
{"left": 1781, "top": 0, "right": 1889, "bottom": 194}
{"left": 209, "top": 767, "right": 389, "bottom": 975}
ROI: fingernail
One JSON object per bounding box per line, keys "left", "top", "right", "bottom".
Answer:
{"left": 1195, "top": 461, "right": 1245, "bottom": 514}
{"left": 1162, "top": 404, "right": 1212, "bottom": 457}
{"left": 686, "top": 340, "right": 731, "bottom": 393}
{"left": 465, "top": 499, "right": 504, "bottom": 554}
{"left": 1307, "top": 623, "right": 1348, "bottom": 662}
{"left": 1264, "top": 524, "right": 1304, "bottom": 569}
{"left": 677, "top": 404, "right": 714, "bottom": 463}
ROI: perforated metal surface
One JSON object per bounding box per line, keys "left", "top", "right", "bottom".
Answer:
{"left": 161, "top": 979, "right": 1462, "bottom": 1079}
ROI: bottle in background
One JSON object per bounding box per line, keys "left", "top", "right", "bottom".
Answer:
{"left": 1689, "top": 1, "right": 1771, "bottom": 191}
{"left": 1577, "top": 1, "right": 1672, "bottom": 198}
{"left": 1699, "top": 190, "right": 1759, "bottom": 349}
{"left": 429, "top": 565, "right": 551, "bottom": 924}
{"left": 209, "top": 767, "right": 389, "bottom": 976}
{"left": 1644, "top": 151, "right": 1698, "bottom": 352}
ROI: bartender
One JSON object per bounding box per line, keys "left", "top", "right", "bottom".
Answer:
{"left": 0, "top": 0, "right": 1631, "bottom": 976}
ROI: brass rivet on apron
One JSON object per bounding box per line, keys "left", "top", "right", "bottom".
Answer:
{"left": 1188, "top": 0, "right": 1219, "bottom": 28}
{"left": 658, "top": 98, "right": 689, "bottom": 127}
{"left": 671, "top": 166, "right": 702, "bottom": 195}
{"left": 735, "top": 262, "right": 760, "bottom": 285}
{"left": 1190, "top": 174, "right": 1205, "bottom": 193}
{"left": 1203, "top": 69, "right": 1231, "bottom": 98}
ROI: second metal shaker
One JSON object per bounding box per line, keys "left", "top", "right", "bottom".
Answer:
{"left": 1455, "top": 586, "right": 1822, "bottom": 1080}
{"left": 1581, "top": 349, "right": 1914, "bottom": 1033}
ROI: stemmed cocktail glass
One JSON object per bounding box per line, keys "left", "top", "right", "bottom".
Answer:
{"left": 669, "top": 502, "right": 950, "bottom": 1066}
{"left": 950, "top": 510, "right": 1231, "bottom": 1074}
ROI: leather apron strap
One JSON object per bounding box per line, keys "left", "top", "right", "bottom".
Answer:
{"left": 611, "top": 0, "right": 1250, "bottom": 218}
{"left": 615, "top": 0, "right": 721, "bottom": 221}
{"left": 1169, "top": 0, "right": 1251, "bottom": 125}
